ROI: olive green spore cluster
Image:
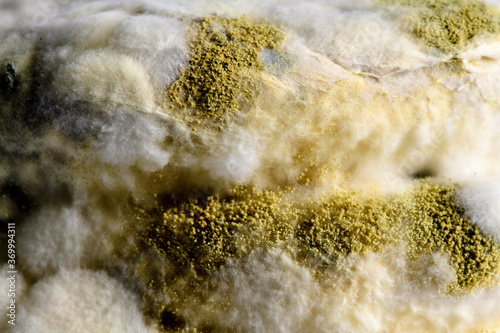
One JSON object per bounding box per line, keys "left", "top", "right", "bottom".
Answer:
{"left": 296, "top": 195, "right": 403, "bottom": 267}
{"left": 133, "top": 183, "right": 500, "bottom": 329}
{"left": 381, "top": 0, "right": 500, "bottom": 52}
{"left": 141, "top": 186, "right": 297, "bottom": 277}
{"left": 167, "top": 16, "right": 284, "bottom": 121}
{"left": 409, "top": 184, "right": 500, "bottom": 293}
{"left": 138, "top": 183, "right": 500, "bottom": 290}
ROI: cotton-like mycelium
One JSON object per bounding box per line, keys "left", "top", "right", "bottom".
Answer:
{"left": 2, "top": 0, "right": 500, "bottom": 332}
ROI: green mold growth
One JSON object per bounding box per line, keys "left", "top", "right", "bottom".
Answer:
{"left": 135, "top": 186, "right": 297, "bottom": 331}
{"left": 380, "top": 0, "right": 500, "bottom": 53}
{"left": 166, "top": 16, "right": 284, "bottom": 122}
{"left": 133, "top": 182, "right": 500, "bottom": 329}
{"left": 140, "top": 186, "right": 297, "bottom": 278}
{"left": 408, "top": 183, "right": 500, "bottom": 294}
{"left": 137, "top": 183, "right": 500, "bottom": 290}
{"left": 295, "top": 193, "right": 404, "bottom": 267}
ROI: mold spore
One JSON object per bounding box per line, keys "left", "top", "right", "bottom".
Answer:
{"left": 132, "top": 182, "right": 500, "bottom": 329}
{"left": 380, "top": 0, "right": 500, "bottom": 53}
{"left": 166, "top": 16, "right": 284, "bottom": 122}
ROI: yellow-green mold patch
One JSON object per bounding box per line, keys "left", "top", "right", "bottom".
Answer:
{"left": 380, "top": 0, "right": 500, "bottom": 53}
{"left": 137, "top": 183, "right": 500, "bottom": 289}
{"left": 140, "top": 186, "right": 297, "bottom": 277}
{"left": 131, "top": 182, "right": 500, "bottom": 329}
{"left": 408, "top": 183, "right": 500, "bottom": 293}
{"left": 296, "top": 193, "right": 404, "bottom": 267}
{"left": 166, "top": 16, "right": 285, "bottom": 122}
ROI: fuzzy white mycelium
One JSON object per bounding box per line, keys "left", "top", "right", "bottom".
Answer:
{"left": 1, "top": 0, "right": 500, "bottom": 332}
